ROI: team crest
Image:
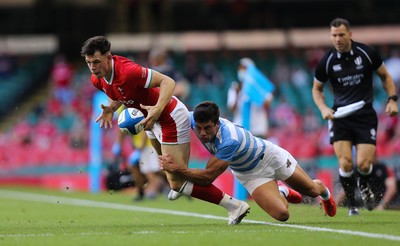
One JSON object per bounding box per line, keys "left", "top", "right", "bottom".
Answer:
{"left": 354, "top": 56, "right": 364, "bottom": 70}
{"left": 117, "top": 86, "right": 124, "bottom": 95}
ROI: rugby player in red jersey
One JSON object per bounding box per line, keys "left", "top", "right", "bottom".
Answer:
{"left": 81, "top": 36, "right": 250, "bottom": 225}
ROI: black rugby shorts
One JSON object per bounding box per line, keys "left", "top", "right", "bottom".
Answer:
{"left": 329, "top": 109, "right": 377, "bottom": 145}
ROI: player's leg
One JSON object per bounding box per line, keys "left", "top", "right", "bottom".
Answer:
{"left": 140, "top": 146, "right": 166, "bottom": 199}
{"left": 162, "top": 143, "right": 249, "bottom": 225}
{"left": 126, "top": 150, "right": 146, "bottom": 201}
{"left": 356, "top": 143, "right": 377, "bottom": 210}
{"left": 283, "top": 164, "right": 336, "bottom": 217}
{"left": 251, "top": 180, "right": 290, "bottom": 221}
{"left": 277, "top": 180, "right": 303, "bottom": 204}
{"left": 334, "top": 140, "right": 359, "bottom": 215}
{"left": 148, "top": 137, "right": 162, "bottom": 155}
{"left": 161, "top": 143, "right": 190, "bottom": 190}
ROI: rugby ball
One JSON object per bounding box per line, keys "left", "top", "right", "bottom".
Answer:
{"left": 117, "top": 108, "right": 145, "bottom": 135}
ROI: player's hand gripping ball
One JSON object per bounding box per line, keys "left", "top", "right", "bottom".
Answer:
{"left": 118, "top": 108, "right": 145, "bottom": 135}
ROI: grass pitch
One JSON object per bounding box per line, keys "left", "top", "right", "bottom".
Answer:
{"left": 0, "top": 186, "right": 400, "bottom": 246}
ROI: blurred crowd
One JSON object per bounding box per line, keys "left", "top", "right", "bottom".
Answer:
{"left": 0, "top": 45, "right": 399, "bottom": 171}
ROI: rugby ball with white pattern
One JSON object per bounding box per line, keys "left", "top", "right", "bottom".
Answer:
{"left": 118, "top": 108, "right": 145, "bottom": 135}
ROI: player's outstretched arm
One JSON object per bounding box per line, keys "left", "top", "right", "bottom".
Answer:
{"left": 159, "top": 154, "right": 229, "bottom": 186}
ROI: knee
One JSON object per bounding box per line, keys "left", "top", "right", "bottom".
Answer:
{"left": 339, "top": 157, "right": 353, "bottom": 172}
{"left": 271, "top": 209, "right": 290, "bottom": 222}
{"left": 357, "top": 161, "right": 372, "bottom": 173}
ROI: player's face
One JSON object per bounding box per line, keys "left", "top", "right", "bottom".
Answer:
{"left": 85, "top": 51, "right": 112, "bottom": 79}
{"left": 194, "top": 120, "right": 219, "bottom": 143}
{"left": 330, "top": 24, "right": 352, "bottom": 53}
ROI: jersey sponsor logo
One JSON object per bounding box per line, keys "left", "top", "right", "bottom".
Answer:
{"left": 337, "top": 74, "right": 364, "bottom": 86}
{"left": 333, "top": 64, "right": 342, "bottom": 72}
{"left": 118, "top": 99, "right": 135, "bottom": 105}
{"left": 354, "top": 56, "right": 364, "bottom": 70}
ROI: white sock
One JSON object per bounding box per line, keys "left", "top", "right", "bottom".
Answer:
{"left": 339, "top": 168, "right": 353, "bottom": 177}
{"left": 320, "top": 187, "right": 330, "bottom": 201}
{"left": 179, "top": 181, "right": 194, "bottom": 196}
{"left": 278, "top": 185, "right": 289, "bottom": 198}
{"left": 219, "top": 194, "right": 241, "bottom": 211}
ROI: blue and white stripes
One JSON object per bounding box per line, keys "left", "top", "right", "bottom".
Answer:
{"left": 192, "top": 116, "right": 266, "bottom": 172}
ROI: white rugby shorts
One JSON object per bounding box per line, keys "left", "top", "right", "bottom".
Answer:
{"left": 232, "top": 140, "right": 297, "bottom": 195}
{"left": 146, "top": 98, "right": 191, "bottom": 145}
{"left": 139, "top": 146, "right": 160, "bottom": 174}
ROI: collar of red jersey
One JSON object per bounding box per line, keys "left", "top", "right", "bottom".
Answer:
{"left": 104, "top": 58, "right": 115, "bottom": 85}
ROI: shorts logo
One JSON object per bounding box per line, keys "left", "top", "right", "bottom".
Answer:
{"left": 370, "top": 128, "right": 376, "bottom": 140}
{"left": 286, "top": 159, "right": 292, "bottom": 168}
{"left": 118, "top": 99, "right": 135, "bottom": 105}
{"left": 328, "top": 120, "right": 334, "bottom": 137}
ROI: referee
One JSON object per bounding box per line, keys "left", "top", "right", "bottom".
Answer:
{"left": 312, "top": 18, "right": 398, "bottom": 216}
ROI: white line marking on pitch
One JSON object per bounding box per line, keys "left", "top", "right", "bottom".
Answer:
{"left": 1, "top": 189, "right": 399, "bottom": 242}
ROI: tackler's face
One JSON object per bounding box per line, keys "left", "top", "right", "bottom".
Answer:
{"left": 194, "top": 120, "right": 219, "bottom": 143}
{"left": 85, "top": 51, "right": 112, "bottom": 79}
{"left": 330, "top": 24, "right": 352, "bottom": 53}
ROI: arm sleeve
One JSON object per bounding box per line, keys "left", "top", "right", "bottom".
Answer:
{"left": 125, "top": 63, "right": 151, "bottom": 88}
{"left": 314, "top": 55, "right": 329, "bottom": 83}
{"left": 370, "top": 48, "right": 383, "bottom": 70}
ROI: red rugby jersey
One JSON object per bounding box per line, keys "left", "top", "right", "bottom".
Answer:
{"left": 91, "top": 55, "right": 177, "bottom": 121}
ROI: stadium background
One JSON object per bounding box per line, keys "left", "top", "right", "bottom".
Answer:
{"left": 0, "top": 0, "right": 399, "bottom": 197}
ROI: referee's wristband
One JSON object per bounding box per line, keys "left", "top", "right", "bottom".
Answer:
{"left": 387, "top": 95, "right": 398, "bottom": 103}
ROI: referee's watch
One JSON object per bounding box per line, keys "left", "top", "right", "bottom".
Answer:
{"left": 387, "top": 95, "right": 398, "bottom": 103}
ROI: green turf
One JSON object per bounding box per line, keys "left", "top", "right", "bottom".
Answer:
{"left": 0, "top": 186, "right": 400, "bottom": 246}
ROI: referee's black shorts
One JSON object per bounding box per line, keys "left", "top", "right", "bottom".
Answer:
{"left": 329, "top": 106, "right": 378, "bottom": 145}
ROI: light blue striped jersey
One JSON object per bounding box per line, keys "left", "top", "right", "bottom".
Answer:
{"left": 190, "top": 113, "right": 266, "bottom": 172}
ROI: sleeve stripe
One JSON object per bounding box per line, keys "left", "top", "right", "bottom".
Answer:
{"left": 325, "top": 53, "right": 333, "bottom": 75}
{"left": 356, "top": 46, "right": 372, "bottom": 64}
{"left": 144, "top": 69, "right": 152, "bottom": 88}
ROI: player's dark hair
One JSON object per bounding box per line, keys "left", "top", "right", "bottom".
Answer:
{"left": 330, "top": 18, "right": 351, "bottom": 31}
{"left": 81, "top": 36, "right": 111, "bottom": 56}
{"left": 193, "top": 101, "right": 220, "bottom": 124}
